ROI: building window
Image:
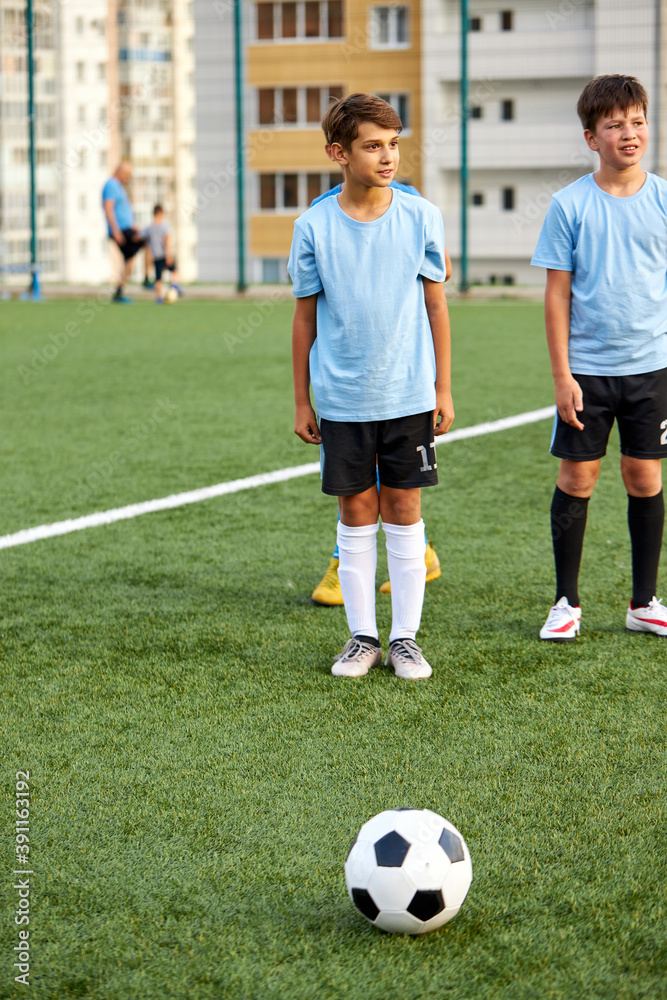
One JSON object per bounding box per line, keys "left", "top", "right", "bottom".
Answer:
{"left": 281, "top": 2, "right": 297, "bottom": 36}
{"left": 79, "top": 194, "right": 87, "bottom": 211}
{"left": 282, "top": 88, "right": 298, "bottom": 123}
{"left": 79, "top": 238, "right": 88, "bottom": 256}
{"left": 377, "top": 93, "right": 410, "bottom": 129}
{"left": 258, "top": 88, "right": 275, "bottom": 125}
{"left": 471, "top": 192, "right": 484, "bottom": 206}
{"left": 500, "top": 10, "right": 513, "bottom": 30}
{"left": 262, "top": 258, "right": 282, "bottom": 282}
{"left": 307, "top": 173, "right": 322, "bottom": 203}
{"left": 256, "top": 1, "right": 344, "bottom": 40}
{"left": 258, "top": 171, "right": 342, "bottom": 210}
{"left": 257, "top": 2, "right": 274, "bottom": 36}
{"left": 501, "top": 99, "right": 514, "bottom": 121}
{"left": 469, "top": 16, "right": 481, "bottom": 30}
{"left": 260, "top": 174, "right": 276, "bottom": 209}
{"left": 75, "top": 16, "right": 84, "bottom": 33}
{"left": 76, "top": 61, "right": 85, "bottom": 81}
{"left": 77, "top": 104, "right": 86, "bottom": 124}
{"left": 255, "top": 85, "right": 343, "bottom": 126}
{"left": 306, "top": 87, "right": 321, "bottom": 123}
{"left": 305, "top": 0, "right": 319, "bottom": 35}
{"left": 369, "top": 5, "right": 408, "bottom": 47}
{"left": 283, "top": 173, "right": 299, "bottom": 208}
{"left": 470, "top": 104, "right": 482, "bottom": 119}
{"left": 98, "top": 62, "right": 106, "bottom": 80}
{"left": 328, "top": 1, "right": 343, "bottom": 37}
{"left": 502, "top": 187, "right": 515, "bottom": 211}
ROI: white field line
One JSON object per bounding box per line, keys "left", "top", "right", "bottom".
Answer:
{"left": 0, "top": 405, "right": 555, "bottom": 551}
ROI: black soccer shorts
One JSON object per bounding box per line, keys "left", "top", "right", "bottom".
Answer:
{"left": 550, "top": 368, "right": 667, "bottom": 461}
{"left": 111, "top": 228, "right": 146, "bottom": 261}
{"left": 319, "top": 411, "right": 439, "bottom": 497}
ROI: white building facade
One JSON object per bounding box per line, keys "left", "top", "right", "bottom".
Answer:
{"left": 422, "top": 0, "right": 664, "bottom": 286}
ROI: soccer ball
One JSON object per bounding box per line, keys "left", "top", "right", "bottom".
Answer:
{"left": 165, "top": 286, "right": 179, "bottom": 304}
{"left": 345, "top": 808, "right": 472, "bottom": 935}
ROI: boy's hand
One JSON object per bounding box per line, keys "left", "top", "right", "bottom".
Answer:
{"left": 433, "top": 389, "right": 454, "bottom": 436}
{"left": 555, "top": 375, "right": 584, "bottom": 430}
{"left": 294, "top": 403, "right": 322, "bottom": 445}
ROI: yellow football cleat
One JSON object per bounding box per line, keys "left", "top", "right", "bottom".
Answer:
{"left": 311, "top": 557, "right": 344, "bottom": 606}
{"left": 379, "top": 541, "right": 441, "bottom": 595}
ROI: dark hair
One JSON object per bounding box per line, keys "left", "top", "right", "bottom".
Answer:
{"left": 577, "top": 75, "right": 648, "bottom": 132}
{"left": 321, "top": 93, "right": 402, "bottom": 149}
{"left": 153, "top": 203, "right": 164, "bottom": 215}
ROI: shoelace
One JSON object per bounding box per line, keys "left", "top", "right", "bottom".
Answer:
{"left": 341, "top": 638, "right": 377, "bottom": 661}
{"left": 648, "top": 597, "right": 665, "bottom": 610}
{"left": 389, "top": 639, "right": 422, "bottom": 662}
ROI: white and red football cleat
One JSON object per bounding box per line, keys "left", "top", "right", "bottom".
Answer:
{"left": 626, "top": 597, "right": 667, "bottom": 636}
{"left": 540, "top": 596, "right": 581, "bottom": 641}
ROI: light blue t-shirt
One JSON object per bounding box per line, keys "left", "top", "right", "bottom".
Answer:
{"left": 310, "top": 179, "right": 421, "bottom": 207}
{"left": 288, "top": 189, "right": 446, "bottom": 422}
{"left": 101, "top": 176, "right": 134, "bottom": 234}
{"left": 531, "top": 172, "right": 667, "bottom": 376}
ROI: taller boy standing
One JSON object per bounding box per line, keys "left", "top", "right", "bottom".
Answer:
{"left": 532, "top": 75, "right": 667, "bottom": 639}
{"left": 289, "top": 94, "right": 454, "bottom": 679}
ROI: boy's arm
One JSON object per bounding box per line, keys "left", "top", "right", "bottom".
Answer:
{"left": 545, "top": 268, "right": 584, "bottom": 430}
{"left": 423, "top": 277, "right": 454, "bottom": 436}
{"left": 165, "top": 232, "right": 173, "bottom": 266}
{"left": 292, "top": 293, "right": 322, "bottom": 445}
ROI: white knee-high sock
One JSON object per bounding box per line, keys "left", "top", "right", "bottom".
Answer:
{"left": 383, "top": 520, "right": 427, "bottom": 644}
{"left": 337, "top": 521, "right": 379, "bottom": 640}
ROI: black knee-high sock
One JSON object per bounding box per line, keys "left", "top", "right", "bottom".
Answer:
{"left": 628, "top": 491, "right": 664, "bottom": 608}
{"left": 551, "top": 486, "right": 589, "bottom": 607}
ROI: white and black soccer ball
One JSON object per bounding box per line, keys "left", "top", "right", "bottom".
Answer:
{"left": 345, "top": 808, "right": 473, "bottom": 935}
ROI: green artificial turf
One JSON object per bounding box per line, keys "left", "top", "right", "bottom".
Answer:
{"left": 0, "top": 298, "right": 665, "bottom": 1000}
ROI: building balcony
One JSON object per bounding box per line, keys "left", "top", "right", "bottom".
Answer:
{"left": 432, "top": 28, "right": 594, "bottom": 81}
{"left": 432, "top": 122, "right": 591, "bottom": 170}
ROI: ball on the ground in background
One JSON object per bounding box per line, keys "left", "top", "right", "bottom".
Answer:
{"left": 345, "top": 808, "right": 472, "bottom": 935}
{"left": 165, "top": 286, "right": 179, "bottom": 304}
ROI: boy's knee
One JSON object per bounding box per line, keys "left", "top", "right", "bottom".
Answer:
{"left": 339, "top": 490, "right": 378, "bottom": 525}
{"left": 380, "top": 488, "right": 422, "bottom": 525}
{"left": 621, "top": 456, "right": 662, "bottom": 496}
{"left": 557, "top": 459, "right": 599, "bottom": 497}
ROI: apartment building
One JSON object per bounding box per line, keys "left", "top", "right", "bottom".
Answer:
{"left": 0, "top": 0, "right": 196, "bottom": 288}
{"left": 193, "top": 0, "right": 425, "bottom": 283}
{"left": 116, "top": 0, "right": 197, "bottom": 281}
{"left": 0, "top": 0, "right": 71, "bottom": 284}
{"left": 422, "top": 0, "right": 665, "bottom": 285}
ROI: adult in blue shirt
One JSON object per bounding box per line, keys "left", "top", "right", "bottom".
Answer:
{"left": 102, "top": 161, "right": 146, "bottom": 303}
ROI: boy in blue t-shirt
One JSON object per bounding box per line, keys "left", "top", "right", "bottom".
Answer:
{"left": 532, "top": 75, "right": 667, "bottom": 640}
{"left": 289, "top": 94, "right": 454, "bottom": 679}
{"left": 310, "top": 172, "right": 448, "bottom": 607}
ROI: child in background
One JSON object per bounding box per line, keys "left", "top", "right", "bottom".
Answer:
{"left": 143, "top": 205, "right": 183, "bottom": 303}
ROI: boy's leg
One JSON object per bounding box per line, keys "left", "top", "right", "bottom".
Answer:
{"left": 380, "top": 487, "right": 431, "bottom": 679}
{"left": 379, "top": 487, "right": 425, "bottom": 643}
{"left": 552, "top": 459, "right": 600, "bottom": 606}
{"left": 332, "top": 488, "right": 382, "bottom": 677}
{"left": 621, "top": 456, "right": 665, "bottom": 618}
{"left": 540, "top": 459, "right": 599, "bottom": 641}
{"left": 337, "top": 490, "right": 380, "bottom": 638}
